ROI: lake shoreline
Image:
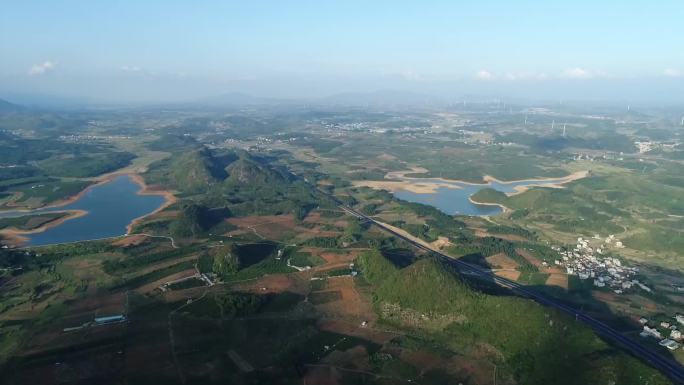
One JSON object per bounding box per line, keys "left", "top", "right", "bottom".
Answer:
{"left": 125, "top": 174, "right": 177, "bottom": 235}
{"left": 0, "top": 210, "right": 89, "bottom": 247}
{"left": 0, "top": 173, "right": 175, "bottom": 247}
{"left": 384, "top": 167, "right": 588, "bottom": 192}
{"left": 468, "top": 196, "right": 510, "bottom": 214}
{"left": 354, "top": 167, "right": 588, "bottom": 217}
{"left": 355, "top": 169, "right": 588, "bottom": 196}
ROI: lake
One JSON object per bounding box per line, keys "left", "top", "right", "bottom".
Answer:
{"left": 0, "top": 175, "right": 167, "bottom": 246}
{"left": 392, "top": 177, "right": 571, "bottom": 216}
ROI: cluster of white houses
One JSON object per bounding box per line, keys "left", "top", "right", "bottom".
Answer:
{"left": 552, "top": 236, "right": 650, "bottom": 294}
{"left": 639, "top": 314, "right": 684, "bottom": 351}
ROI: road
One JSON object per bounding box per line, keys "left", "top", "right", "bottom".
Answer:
{"left": 319, "top": 191, "right": 684, "bottom": 384}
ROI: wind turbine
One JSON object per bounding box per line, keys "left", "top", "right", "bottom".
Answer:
{"left": 562, "top": 123, "right": 567, "bottom": 138}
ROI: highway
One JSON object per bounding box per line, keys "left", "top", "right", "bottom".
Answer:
{"left": 331, "top": 199, "right": 684, "bottom": 384}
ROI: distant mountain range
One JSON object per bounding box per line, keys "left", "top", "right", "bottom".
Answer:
{"left": 0, "top": 98, "right": 23, "bottom": 113}
{"left": 196, "top": 90, "right": 451, "bottom": 108}
{"left": 193, "top": 92, "right": 296, "bottom": 107}
{"left": 318, "top": 90, "right": 449, "bottom": 107}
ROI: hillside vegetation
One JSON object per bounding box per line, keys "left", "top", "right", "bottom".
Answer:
{"left": 357, "top": 250, "right": 670, "bottom": 385}
{"left": 471, "top": 171, "right": 684, "bottom": 266}
{"left": 37, "top": 151, "right": 136, "bottom": 178}
{"left": 146, "top": 145, "right": 323, "bottom": 219}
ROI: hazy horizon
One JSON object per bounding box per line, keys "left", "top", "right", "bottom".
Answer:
{"left": 2, "top": 1, "right": 684, "bottom": 105}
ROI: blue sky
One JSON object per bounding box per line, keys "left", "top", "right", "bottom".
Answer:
{"left": 1, "top": 1, "right": 683, "bottom": 103}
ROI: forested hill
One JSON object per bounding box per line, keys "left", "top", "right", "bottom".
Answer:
{"left": 358, "top": 250, "right": 670, "bottom": 385}
{"left": 145, "top": 145, "right": 325, "bottom": 220}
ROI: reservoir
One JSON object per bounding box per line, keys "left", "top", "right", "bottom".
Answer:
{"left": 392, "top": 177, "right": 571, "bottom": 216}
{"left": 0, "top": 175, "right": 167, "bottom": 246}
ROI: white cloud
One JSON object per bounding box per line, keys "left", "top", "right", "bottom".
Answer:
{"left": 28, "top": 61, "right": 55, "bottom": 76}
{"left": 561, "top": 67, "right": 593, "bottom": 79}
{"left": 120, "top": 65, "right": 143, "bottom": 72}
{"left": 503, "top": 71, "right": 548, "bottom": 81}
{"left": 398, "top": 70, "right": 421, "bottom": 81}
{"left": 663, "top": 68, "right": 681, "bottom": 77}
{"left": 475, "top": 69, "right": 494, "bottom": 80}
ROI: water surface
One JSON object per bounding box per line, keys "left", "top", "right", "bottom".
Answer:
{"left": 393, "top": 177, "right": 569, "bottom": 216}
{"left": 0, "top": 175, "right": 166, "bottom": 246}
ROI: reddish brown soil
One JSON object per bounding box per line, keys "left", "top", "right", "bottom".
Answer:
{"left": 227, "top": 214, "right": 341, "bottom": 240}
{"left": 112, "top": 234, "right": 149, "bottom": 247}
{"left": 228, "top": 214, "right": 296, "bottom": 228}
{"left": 485, "top": 252, "right": 519, "bottom": 270}
{"left": 546, "top": 273, "right": 569, "bottom": 289}
{"left": 318, "top": 319, "right": 397, "bottom": 345}
{"left": 593, "top": 291, "right": 618, "bottom": 303}
{"left": 231, "top": 273, "right": 310, "bottom": 295}
{"left": 135, "top": 269, "right": 197, "bottom": 294}
{"left": 494, "top": 270, "right": 521, "bottom": 281}
{"left": 303, "top": 211, "right": 323, "bottom": 223}
{"left": 516, "top": 248, "right": 543, "bottom": 266}
{"left": 311, "top": 277, "right": 374, "bottom": 321}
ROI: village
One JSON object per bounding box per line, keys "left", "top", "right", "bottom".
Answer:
{"left": 549, "top": 236, "right": 684, "bottom": 352}
{"left": 639, "top": 314, "right": 684, "bottom": 352}
{"left": 552, "top": 235, "right": 649, "bottom": 295}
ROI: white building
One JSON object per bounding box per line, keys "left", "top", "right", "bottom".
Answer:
{"left": 659, "top": 339, "right": 680, "bottom": 351}
{"left": 643, "top": 325, "right": 662, "bottom": 339}
{"left": 676, "top": 314, "right": 684, "bottom": 326}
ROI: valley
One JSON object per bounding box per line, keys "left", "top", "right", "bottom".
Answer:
{"left": 0, "top": 101, "right": 683, "bottom": 385}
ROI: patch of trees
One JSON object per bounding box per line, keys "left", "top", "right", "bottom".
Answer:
{"left": 38, "top": 151, "right": 136, "bottom": 178}
{"left": 146, "top": 133, "right": 201, "bottom": 152}
{"left": 497, "top": 132, "right": 636, "bottom": 153}
{"left": 487, "top": 225, "right": 536, "bottom": 240}
{"left": 477, "top": 237, "right": 537, "bottom": 272}
{"left": 361, "top": 203, "right": 380, "bottom": 215}
{"left": 509, "top": 208, "right": 530, "bottom": 219}
{"left": 339, "top": 218, "right": 367, "bottom": 245}
{"left": 397, "top": 201, "right": 469, "bottom": 240}
{"left": 0, "top": 165, "right": 42, "bottom": 180}
{"left": 302, "top": 236, "right": 340, "bottom": 248}
{"left": 207, "top": 244, "right": 240, "bottom": 275}
{"left": 186, "top": 292, "right": 265, "bottom": 318}
{"left": 170, "top": 203, "right": 230, "bottom": 238}
{"left": 102, "top": 247, "right": 196, "bottom": 274}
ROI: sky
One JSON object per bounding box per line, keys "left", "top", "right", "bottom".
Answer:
{"left": 1, "top": 0, "right": 684, "bottom": 104}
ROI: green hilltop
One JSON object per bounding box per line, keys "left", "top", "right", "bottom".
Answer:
{"left": 358, "top": 250, "right": 671, "bottom": 385}
{"left": 224, "top": 156, "right": 286, "bottom": 186}
{"left": 166, "top": 147, "right": 228, "bottom": 192}
{"left": 148, "top": 146, "right": 287, "bottom": 193}
{"left": 146, "top": 145, "right": 322, "bottom": 221}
